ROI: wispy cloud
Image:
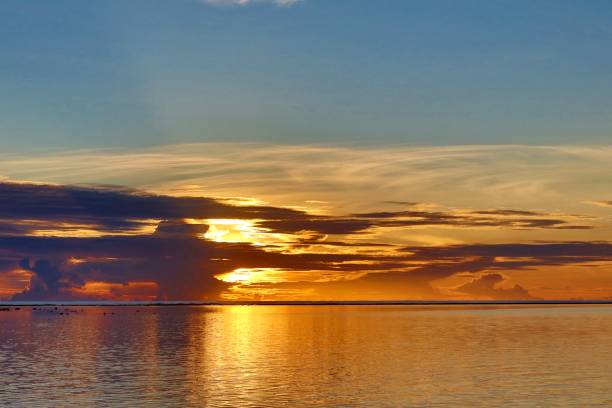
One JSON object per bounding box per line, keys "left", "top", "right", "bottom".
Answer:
{"left": 2, "top": 143, "right": 611, "bottom": 247}
{"left": 2, "top": 144, "right": 611, "bottom": 216}
{"left": 587, "top": 200, "right": 612, "bottom": 208}
{"left": 201, "top": 0, "right": 301, "bottom": 7}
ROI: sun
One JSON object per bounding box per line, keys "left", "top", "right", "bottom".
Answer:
{"left": 203, "top": 219, "right": 258, "bottom": 243}
{"left": 216, "top": 268, "right": 256, "bottom": 283}
{"left": 201, "top": 218, "right": 294, "bottom": 247}
{"left": 215, "top": 267, "right": 285, "bottom": 285}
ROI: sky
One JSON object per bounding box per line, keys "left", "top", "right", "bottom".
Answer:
{"left": 3, "top": 0, "right": 612, "bottom": 149}
{"left": 1, "top": 1, "right": 612, "bottom": 301}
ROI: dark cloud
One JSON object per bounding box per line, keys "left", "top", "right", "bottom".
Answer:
{"left": 0, "top": 225, "right": 406, "bottom": 300}
{"left": 4, "top": 235, "right": 612, "bottom": 301}
{"left": 0, "top": 182, "right": 318, "bottom": 299}
{"left": 0, "top": 221, "right": 36, "bottom": 236}
{"left": 349, "top": 209, "right": 592, "bottom": 231}
{"left": 455, "top": 273, "right": 536, "bottom": 300}
{"left": 0, "top": 181, "right": 607, "bottom": 300}
{"left": 243, "top": 242, "right": 612, "bottom": 300}
{"left": 291, "top": 240, "right": 392, "bottom": 248}
{"left": 154, "top": 220, "right": 209, "bottom": 237}
{"left": 0, "top": 182, "right": 592, "bottom": 240}
{"left": 15, "top": 258, "right": 74, "bottom": 300}
{"left": 256, "top": 208, "right": 591, "bottom": 235}
{"left": 405, "top": 242, "right": 612, "bottom": 264}
{"left": 0, "top": 182, "right": 310, "bottom": 235}
{"left": 257, "top": 219, "right": 373, "bottom": 235}
{"left": 470, "top": 209, "right": 543, "bottom": 216}
{"left": 382, "top": 201, "right": 420, "bottom": 206}
{"left": 351, "top": 210, "right": 455, "bottom": 219}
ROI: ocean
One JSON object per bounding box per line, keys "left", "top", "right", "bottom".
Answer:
{"left": 2, "top": 304, "right": 612, "bottom": 407}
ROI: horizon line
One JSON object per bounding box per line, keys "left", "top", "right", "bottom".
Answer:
{"left": 3, "top": 300, "right": 612, "bottom": 307}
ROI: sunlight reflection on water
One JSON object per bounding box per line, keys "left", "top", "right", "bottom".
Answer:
{"left": 2, "top": 305, "right": 612, "bottom": 407}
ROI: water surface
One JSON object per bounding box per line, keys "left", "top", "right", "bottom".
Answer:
{"left": 2, "top": 305, "right": 612, "bottom": 407}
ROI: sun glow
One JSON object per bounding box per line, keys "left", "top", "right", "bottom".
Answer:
{"left": 71, "top": 281, "right": 159, "bottom": 300}
{"left": 204, "top": 219, "right": 259, "bottom": 243}
{"left": 215, "top": 268, "right": 284, "bottom": 284}
{"left": 203, "top": 218, "right": 294, "bottom": 247}
{"left": 216, "top": 268, "right": 257, "bottom": 283}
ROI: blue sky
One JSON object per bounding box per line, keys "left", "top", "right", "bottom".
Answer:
{"left": 2, "top": 0, "right": 612, "bottom": 150}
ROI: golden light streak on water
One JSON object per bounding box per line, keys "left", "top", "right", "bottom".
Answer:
{"left": 3, "top": 305, "right": 612, "bottom": 406}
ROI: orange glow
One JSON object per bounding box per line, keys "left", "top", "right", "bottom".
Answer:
{"left": 25, "top": 220, "right": 158, "bottom": 238}
{"left": 0, "top": 269, "right": 33, "bottom": 299}
{"left": 203, "top": 218, "right": 293, "bottom": 247}
{"left": 70, "top": 281, "right": 159, "bottom": 300}
{"left": 67, "top": 257, "right": 86, "bottom": 265}
{"left": 216, "top": 269, "right": 255, "bottom": 283}
{"left": 216, "top": 268, "right": 281, "bottom": 284}
{"left": 204, "top": 219, "right": 257, "bottom": 243}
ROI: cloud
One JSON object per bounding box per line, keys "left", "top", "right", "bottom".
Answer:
{"left": 225, "top": 241, "right": 612, "bottom": 300}
{"left": 0, "top": 180, "right": 611, "bottom": 301}
{"left": 587, "top": 201, "right": 612, "bottom": 208}
{"left": 3, "top": 231, "right": 612, "bottom": 301}
{"left": 2, "top": 144, "right": 612, "bottom": 300}
{"left": 0, "top": 226, "right": 406, "bottom": 300}
{"left": 404, "top": 242, "right": 612, "bottom": 264}
{"left": 18, "top": 258, "right": 67, "bottom": 298}
{"left": 2, "top": 144, "right": 611, "bottom": 229}
{"left": 0, "top": 182, "right": 590, "bottom": 241}
{"left": 0, "top": 182, "right": 308, "bottom": 221}
{"left": 0, "top": 182, "right": 411, "bottom": 299}
{"left": 256, "top": 208, "right": 593, "bottom": 235}
{"left": 0, "top": 181, "right": 310, "bottom": 237}
{"left": 350, "top": 209, "right": 591, "bottom": 230}
{"left": 257, "top": 218, "right": 374, "bottom": 235}
{"left": 455, "top": 273, "right": 536, "bottom": 300}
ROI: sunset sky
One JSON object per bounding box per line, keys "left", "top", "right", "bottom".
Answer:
{"left": 2, "top": 0, "right": 612, "bottom": 301}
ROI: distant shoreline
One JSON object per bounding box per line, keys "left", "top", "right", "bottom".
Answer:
{"left": 2, "top": 300, "right": 612, "bottom": 307}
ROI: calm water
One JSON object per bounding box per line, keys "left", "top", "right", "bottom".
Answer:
{"left": 2, "top": 305, "right": 612, "bottom": 407}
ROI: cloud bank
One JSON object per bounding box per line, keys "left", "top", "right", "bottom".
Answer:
{"left": 1, "top": 181, "right": 612, "bottom": 301}
{"left": 1, "top": 144, "right": 612, "bottom": 300}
